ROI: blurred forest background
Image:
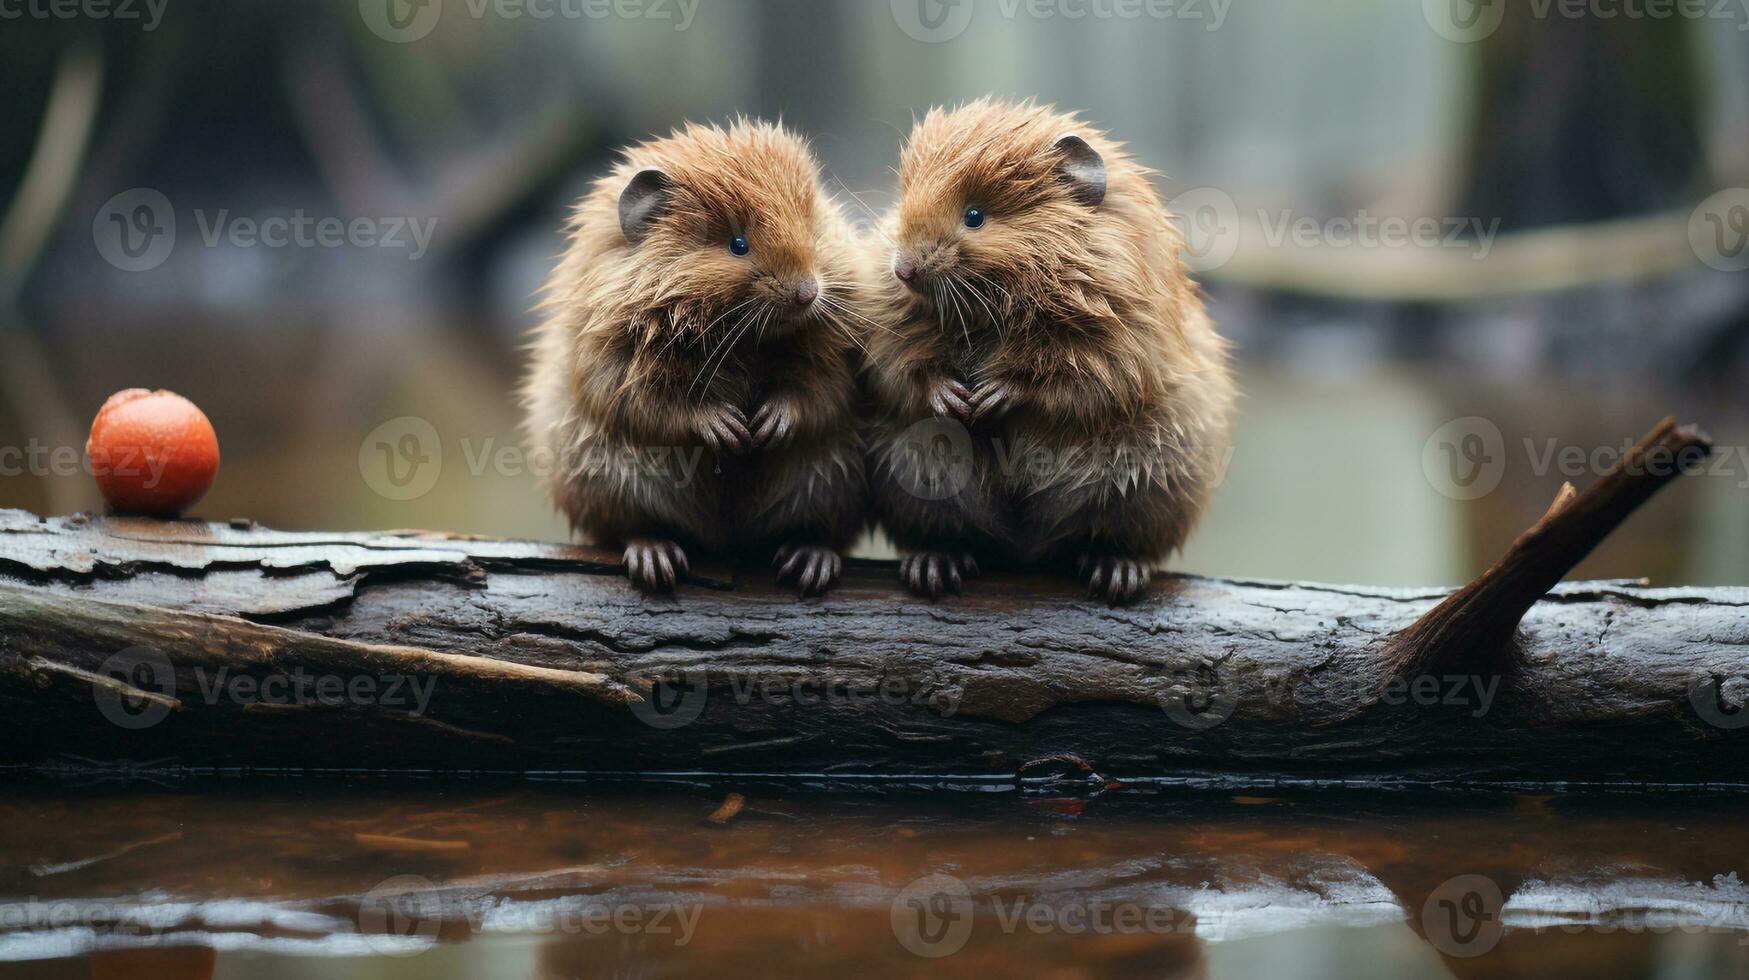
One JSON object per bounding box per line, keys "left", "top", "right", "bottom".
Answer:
{"left": 1, "top": 0, "right": 1746, "bottom": 586}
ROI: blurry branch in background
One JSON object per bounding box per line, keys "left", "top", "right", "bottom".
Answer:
{"left": 282, "top": 34, "right": 597, "bottom": 261}
{"left": 277, "top": 30, "right": 600, "bottom": 491}
{"left": 0, "top": 44, "right": 104, "bottom": 517}
{"left": 281, "top": 38, "right": 416, "bottom": 220}
{"left": 1203, "top": 209, "right": 1698, "bottom": 302}
{"left": 0, "top": 44, "right": 102, "bottom": 303}
{"left": 1204, "top": 5, "right": 1715, "bottom": 306}
{"left": 420, "top": 99, "right": 597, "bottom": 256}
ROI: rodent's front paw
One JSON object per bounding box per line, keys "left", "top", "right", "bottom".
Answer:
{"left": 969, "top": 381, "right": 1017, "bottom": 426}
{"left": 750, "top": 399, "right": 798, "bottom": 451}
{"left": 696, "top": 404, "right": 753, "bottom": 456}
{"left": 927, "top": 378, "right": 974, "bottom": 423}
{"left": 624, "top": 538, "right": 689, "bottom": 594}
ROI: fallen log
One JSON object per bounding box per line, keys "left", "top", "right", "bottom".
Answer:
{"left": 0, "top": 420, "right": 1744, "bottom": 788}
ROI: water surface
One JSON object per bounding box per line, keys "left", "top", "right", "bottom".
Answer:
{"left": 1, "top": 778, "right": 1744, "bottom": 978}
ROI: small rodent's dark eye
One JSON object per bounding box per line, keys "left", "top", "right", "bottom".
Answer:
{"left": 729, "top": 235, "right": 751, "bottom": 256}
{"left": 963, "top": 207, "right": 985, "bottom": 229}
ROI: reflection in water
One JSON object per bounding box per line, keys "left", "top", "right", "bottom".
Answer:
{"left": 0, "top": 780, "right": 1744, "bottom": 979}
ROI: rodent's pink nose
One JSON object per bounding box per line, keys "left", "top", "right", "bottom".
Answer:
{"left": 894, "top": 256, "right": 918, "bottom": 284}
{"left": 794, "top": 278, "right": 819, "bottom": 308}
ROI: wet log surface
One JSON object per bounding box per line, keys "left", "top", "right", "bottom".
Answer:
{"left": 0, "top": 507, "right": 1745, "bottom": 788}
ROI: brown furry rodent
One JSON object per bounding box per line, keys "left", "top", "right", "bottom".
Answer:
{"left": 523, "top": 120, "right": 870, "bottom": 596}
{"left": 864, "top": 99, "right": 1234, "bottom": 604}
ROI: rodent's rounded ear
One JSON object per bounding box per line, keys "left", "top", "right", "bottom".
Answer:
{"left": 1053, "top": 134, "right": 1106, "bottom": 209}
{"left": 618, "top": 169, "right": 671, "bottom": 245}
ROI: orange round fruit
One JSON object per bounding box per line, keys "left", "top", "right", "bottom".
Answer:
{"left": 87, "top": 389, "right": 220, "bottom": 517}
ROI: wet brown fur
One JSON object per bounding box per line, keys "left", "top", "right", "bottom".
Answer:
{"left": 864, "top": 99, "right": 1235, "bottom": 603}
{"left": 523, "top": 119, "right": 872, "bottom": 595}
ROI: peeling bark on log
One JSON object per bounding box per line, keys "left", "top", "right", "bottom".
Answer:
{"left": 1, "top": 495, "right": 1745, "bottom": 788}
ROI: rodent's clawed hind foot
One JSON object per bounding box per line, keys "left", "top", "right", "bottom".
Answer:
{"left": 1079, "top": 553, "right": 1152, "bottom": 606}
{"left": 899, "top": 551, "right": 980, "bottom": 600}
{"left": 774, "top": 542, "right": 842, "bottom": 597}
{"left": 624, "top": 538, "right": 690, "bottom": 594}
